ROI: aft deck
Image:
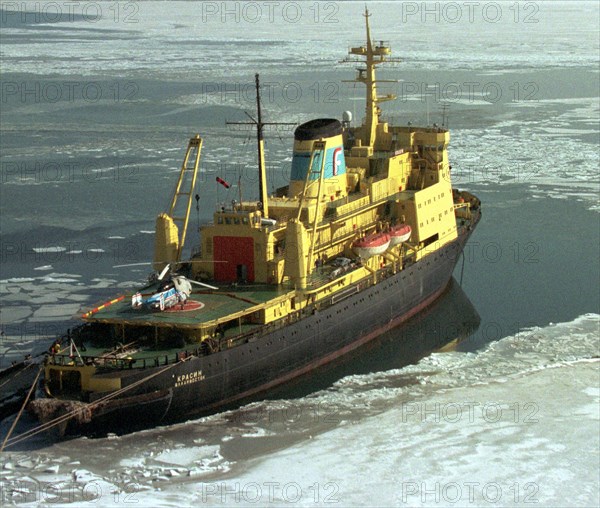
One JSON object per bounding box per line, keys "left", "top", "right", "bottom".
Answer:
{"left": 83, "top": 283, "right": 292, "bottom": 329}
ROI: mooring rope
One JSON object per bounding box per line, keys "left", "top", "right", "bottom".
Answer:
{"left": 0, "top": 365, "right": 43, "bottom": 453}
{"left": 3, "top": 357, "right": 192, "bottom": 449}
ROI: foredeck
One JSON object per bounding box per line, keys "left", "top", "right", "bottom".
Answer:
{"left": 84, "top": 284, "right": 292, "bottom": 328}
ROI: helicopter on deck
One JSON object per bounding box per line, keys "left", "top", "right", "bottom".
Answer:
{"left": 131, "top": 264, "right": 217, "bottom": 311}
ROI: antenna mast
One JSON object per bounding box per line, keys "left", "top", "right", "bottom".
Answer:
{"left": 226, "top": 74, "right": 295, "bottom": 218}
{"left": 254, "top": 74, "right": 268, "bottom": 217}
{"left": 341, "top": 8, "right": 401, "bottom": 147}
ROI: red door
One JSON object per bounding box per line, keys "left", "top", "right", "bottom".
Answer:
{"left": 213, "top": 236, "right": 254, "bottom": 282}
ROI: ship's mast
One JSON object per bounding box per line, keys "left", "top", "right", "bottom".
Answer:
{"left": 254, "top": 74, "right": 269, "bottom": 217}
{"left": 344, "top": 8, "right": 400, "bottom": 147}
{"left": 363, "top": 9, "right": 377, "bottom": 146}
{"left": 227, "top": 74, "right": 294, "bottom": 218}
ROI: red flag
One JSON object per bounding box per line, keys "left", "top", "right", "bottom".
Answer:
{"left": 216, "top": 177, "right": 230, "bottom": 189}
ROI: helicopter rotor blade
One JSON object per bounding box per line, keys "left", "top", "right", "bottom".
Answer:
{"left": 157, "top": 264, "right": 171, "bottom": 281}
{"left": 112, "top": 262, "right": 152, "bottom": 269}
{"left": 188, "top": 279, "right": 219, "bottom": 290}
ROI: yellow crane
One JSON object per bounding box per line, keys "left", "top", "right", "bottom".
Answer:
{"left": 153, "top": 134, "right": 203, "bottom": 271}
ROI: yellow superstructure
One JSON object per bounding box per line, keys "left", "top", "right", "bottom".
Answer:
{"left": 147, "top": 9, "right": 469, "bottom": 340}
{"left": 35, "top": 9, "right": 478, "bottom": 414}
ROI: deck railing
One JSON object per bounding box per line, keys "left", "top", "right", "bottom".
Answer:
{"left": 48, "top": 347, "right": 207, "bottom": 370}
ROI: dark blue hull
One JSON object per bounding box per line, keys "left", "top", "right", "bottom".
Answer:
{"left": 31, "top": 213, "right": 480, "bottom": 437}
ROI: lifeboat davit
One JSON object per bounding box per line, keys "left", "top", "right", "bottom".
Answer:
{"left": 353, "top": 232, "right": 391, "bottom": 258}
{"left": 389, "top": 224, "right": 411, "bottom": 245}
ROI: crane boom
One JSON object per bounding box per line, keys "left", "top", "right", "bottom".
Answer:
{"left": 153, "top": 135, "right": 203, "bottom": 271}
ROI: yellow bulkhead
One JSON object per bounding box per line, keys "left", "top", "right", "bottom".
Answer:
{"left": 153, "top": 213, "right": 179, "bottom": 272}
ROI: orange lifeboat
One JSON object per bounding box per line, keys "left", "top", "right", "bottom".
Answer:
{"left": 353, "top": 232, "right": 391, "bottom": 258}
{"left": 389, "top": 224, "right": 411, "bottom": 246}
